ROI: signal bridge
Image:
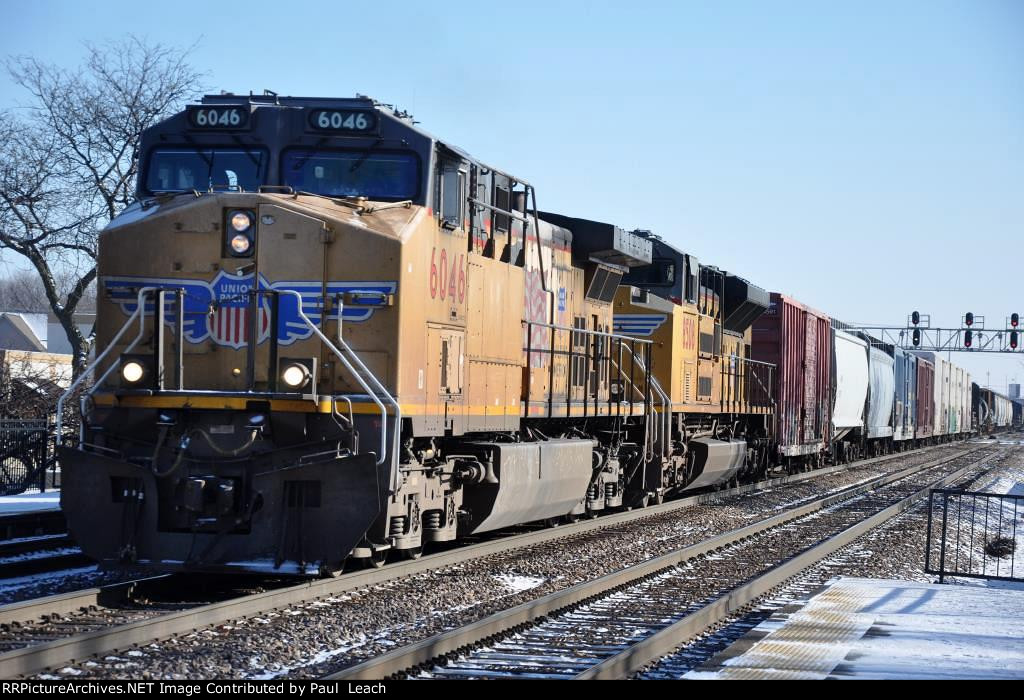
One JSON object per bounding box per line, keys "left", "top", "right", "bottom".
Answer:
{"left": 849, "top": 311, "right": 1021, "bottom": 354}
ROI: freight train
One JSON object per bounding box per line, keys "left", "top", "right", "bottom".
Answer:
{"left": 55, "top": 94, "right": 1006, "bottom": 576}
{"left": 973, "top": 383, "right": 1015, "bottom": 434}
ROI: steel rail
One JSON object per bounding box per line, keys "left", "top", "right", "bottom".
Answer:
{"left": 0, "top": 442, "right": 971, "bottom": 678}
{"left": 0, "top": 510, "right": 64, "bottom": 538}
{"left": 577, "top": 452, "right": 994, "bottom": 679}
{"left": 0, "top": 552, "right": 92, "bottom": 579}
{"left": 0, "top": 577, "right": 169, "bottom": 628}
{"left": 328, "top": 447, "right": 986, "bottom": 680}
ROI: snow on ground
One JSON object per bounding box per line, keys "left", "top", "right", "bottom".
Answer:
{"left": 0, "top": 490, "right": 60, "bottom": 514}
{"left": 0, "top": 565, "right": 98, "bottom": 594}
{"left": 239, "top": 570, "right": 551, "bottom": 680}
{"left": 688, "top": 577, "right": 1024, "bottom": 679}
{"left": 493, "top": 574, "right": 546, "bottom": 593}
{"left": 0, "top": 546, "right": 79, "bottom": 566}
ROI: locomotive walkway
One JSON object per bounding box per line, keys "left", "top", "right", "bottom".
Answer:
{"left": 0, "top": 443, "right": 981, "bottom": 678}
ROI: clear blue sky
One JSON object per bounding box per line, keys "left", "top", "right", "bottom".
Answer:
{"left": 3, "top": 0, "right": 1022, "bottom": 390}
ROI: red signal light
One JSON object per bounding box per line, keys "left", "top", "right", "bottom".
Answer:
{"left": 1012, "top": 331, "right": 1019, "bottom": 350}
{"left": 965, "top": 312, "right": 974, "bottom": 327}
{"left": 964, "top": 330, "right": 972, "bottom": 348}
{"left": 1012, "top": 313, "right": 1019, "bottom": 328}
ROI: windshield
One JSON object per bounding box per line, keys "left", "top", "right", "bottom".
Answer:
{"left": 282, "top": 149, "right": 420, "bottom": 200}
{"left": 144, "top": 147, "right": 267, "bottom": 193}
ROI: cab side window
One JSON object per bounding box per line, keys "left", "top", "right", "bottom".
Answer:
{"left": 439, "top": 162, "right": 466, "bottom": 229}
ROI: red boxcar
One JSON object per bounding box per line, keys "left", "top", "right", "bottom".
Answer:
{"left": 752, "top": 293, "right": 831, "bottom": 458}
{"left": 915, "top": 356, "right": 935, "bottom": 440}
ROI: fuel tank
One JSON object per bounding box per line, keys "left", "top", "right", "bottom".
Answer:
{"left": 683, "top": 437, "right": 746, "bottom": 491}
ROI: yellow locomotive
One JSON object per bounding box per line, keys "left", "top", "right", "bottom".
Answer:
{"left": 58, "top": 94, "right": 774, "bottom": 574}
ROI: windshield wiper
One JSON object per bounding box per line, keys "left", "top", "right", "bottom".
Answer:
{"left": 349, "top": 138, "right": 384, "bottom": 173}
{"left": 181, "top": 132, "right": 215, "bottom": 171}
{"left": 290, "top": 137, "right": 329, "bottom": 172}
{"left": 230, "top": 134, "right": 265, "bottom": 169}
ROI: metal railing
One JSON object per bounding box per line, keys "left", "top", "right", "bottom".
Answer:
{"left": 722, "top": 355, "right": 775, "bottom": 411}
{"left": 523, "top": 319, "right": 654, "bottom": 416}
{"left": 925, "top": 488, "right": 1023, "bottom": 583}
{"left": 522, "top": 320, "right": 668, "bottom": 459}
{"left": 0, "top": 419, "right": 51, "bottom": 495}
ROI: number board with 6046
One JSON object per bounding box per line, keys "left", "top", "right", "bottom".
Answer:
{"left": 308, "top": 109, "right": 378, "bottom": 134}
{"left": 187, "top": 106, "right": 250, "bottom": 130}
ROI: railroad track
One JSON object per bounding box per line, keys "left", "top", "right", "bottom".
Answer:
{"left": 0, "top": 534, "right": 91, "bottom": 579}
{"left": 0, "top": 507, "right": 86, "bottom": 578}
{"left": 0, "top": 441, "right": 975, "bottom": 678}
{"left": 0, "top": 509, "right": 65, "bottom": 542}
{"left": 328, "top": 447, "right": 995, "bottom": 680}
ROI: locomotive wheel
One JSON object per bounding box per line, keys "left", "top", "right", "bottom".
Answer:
{"left": 322, "top": 561, "right": 345, "bottom": 578}
{"left": 401, "top": 547, "right": 423, "bottom": 561}
{"left": 363, "top": 550, "right": 388, "bottom": 569}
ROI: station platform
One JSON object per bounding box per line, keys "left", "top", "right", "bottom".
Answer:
{"left": 687, "top": 577, "right": 1024, "bottom": 680}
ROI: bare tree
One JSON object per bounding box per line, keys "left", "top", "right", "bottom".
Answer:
{"left": 0, "top": 269, "right": 97, "bottom": 315}
{"left": 0, "top": 38, "right": 203, "bottom": 374}
{"left": 0, "top": 270, "right": 50, "bottom": 313}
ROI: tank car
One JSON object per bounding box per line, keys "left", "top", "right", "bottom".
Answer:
{"left": 57, "top": 94, "right": 775, "bottom": 575}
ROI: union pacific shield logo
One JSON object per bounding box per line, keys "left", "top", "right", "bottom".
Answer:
{"left": 104, "top": 273, "right": 397, "bottom": 349}
{"left": 207, "top": 272, "right": 270, "bottom": 348}
{"left": 613, "top": 314, "right": 668, "bottom": 337}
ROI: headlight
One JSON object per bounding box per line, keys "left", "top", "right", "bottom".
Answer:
{"left": 230, "top": 233, "right": 252, "bottom": 254}
{"left": 281, "top": 363, "right": 311, "bottom": 389}
{"left": 121, "top": 361, "right": 145, "bottom": 384}
{"left": 225, "top": 209, "right": 256, "bottom": 257}
{"left": 230, "top": 211, "right": 253, "bottom": 232}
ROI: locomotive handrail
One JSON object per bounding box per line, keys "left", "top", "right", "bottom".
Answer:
{"left": 609, "top": 355, "right": 646, "bottom": 406}
{"left": 524, "top": 320, "right": 653, "bottom": 345}
{"left": 56, "top": 286, "right": 157, "bottom": 446}
{"left": 468, "top": 197, "right": 532, "bottom": 224}
{"left": 625, "top": 343, "right": 671, "bottom": 461}
{"left": 279, "top": 290, "right": 400, "bottom": 486}
{"left": 745, "top": 358, "right": 776, "bottom": 407}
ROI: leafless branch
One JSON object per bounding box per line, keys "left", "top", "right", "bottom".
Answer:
{"left": 0, "top": 38, "right": 205, "bottom": 375}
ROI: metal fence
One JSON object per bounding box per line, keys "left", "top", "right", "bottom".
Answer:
{"left": 925, "top": 488, "right": 1023, "bottom": 583}
{"left": 0, "top": 419, "right": 53, "bottom": 496}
